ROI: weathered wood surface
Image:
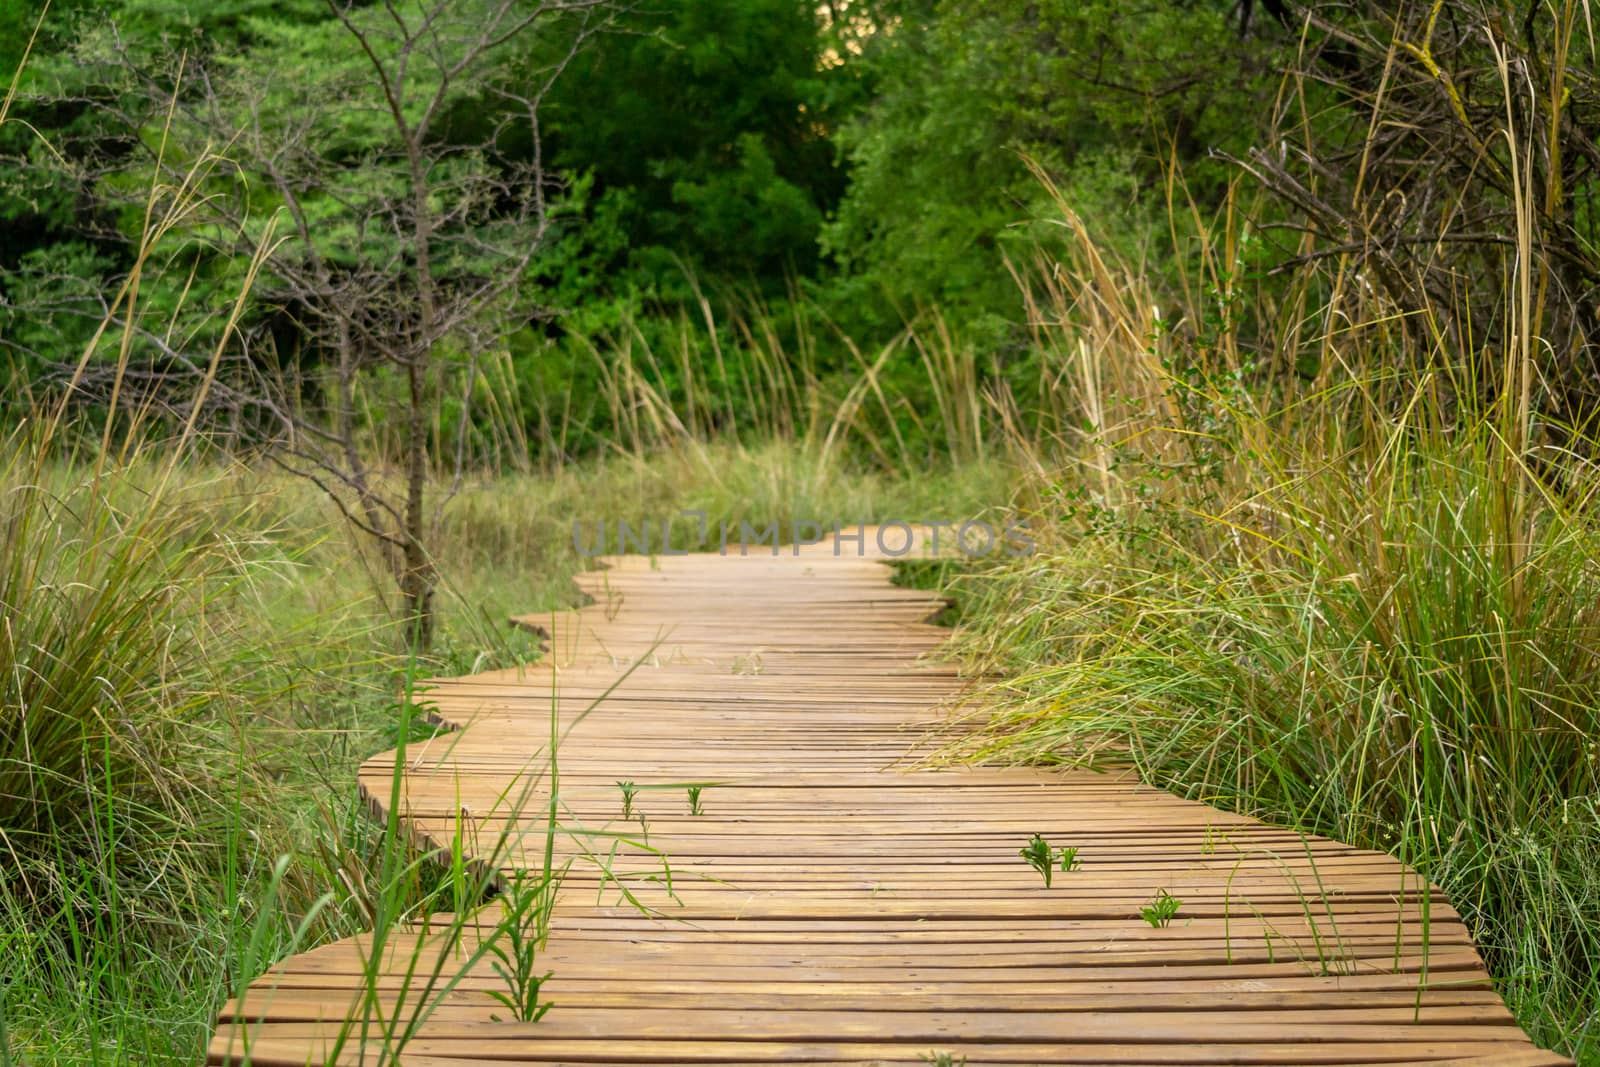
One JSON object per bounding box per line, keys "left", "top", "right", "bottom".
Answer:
{"left": 211, "top": 535, "right": 1566, "bottom": 1065}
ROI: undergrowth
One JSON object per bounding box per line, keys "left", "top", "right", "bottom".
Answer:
{"left": 0, "top": 436, "right": 1008, "bottom": 1066}
{"left": 950, "top": 173, "right": 1600, "bottom": 1062}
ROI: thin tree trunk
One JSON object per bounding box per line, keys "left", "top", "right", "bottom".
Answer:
{"left": 401, "top": 353, "right": 435, "bottom": 650}
{"left": 402, "top": 140, "right": 438, "bottom": 652}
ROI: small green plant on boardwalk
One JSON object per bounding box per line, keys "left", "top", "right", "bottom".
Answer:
{"left": 686, "top": 785, "right": 706, "bottom": 816}
{"left": 922, "top": 1052, "right": 967, "bottom": 1066}
{"left": 1141, "top": 889, "right": 1183, "bottom": 928}
{"left": 1020, "top": 834, "right": 1080, "bottom": 888}
{"left": 1020, "top": 834, "right": 1052, "bottom": 885}
{"left": 618, "top": 780, "right": 639, "bottom": 819}
{"left": 485, "top": 869, "right": 561, "bottom": 1023}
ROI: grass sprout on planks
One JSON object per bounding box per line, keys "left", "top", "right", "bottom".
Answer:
{"left": 486, "top": 868, "right": 560, "bottom": 1023}
{"left": 1141, "top": 889, "right": 1183, "bottom": 928}
{"left": 618, "top": 780, "right": 639, "bottom": 819}
{"left": 1219, "top": 838, "right": 1359, "bottom": 978}
{"left": 922, "top": 1052, "right": 967, "bottom": 1066}
{"left": 1020, "top": 834, "right": 1080, "bottom": 888}
{"left": 1020, "top": 834, "right": 1052, "bottom": 885}
{"left": 686, "top": 785, "right": 706, "bottom": 816}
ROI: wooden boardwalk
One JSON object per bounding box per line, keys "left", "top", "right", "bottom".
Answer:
{"left": 212, "top": 536, "right": 1566, "bottom": 1066}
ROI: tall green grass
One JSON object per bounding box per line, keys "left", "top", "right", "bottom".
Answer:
{"left": 0, "top": 443, "right": 433, "bottom": 1063}
{"left": 954, "top": 173, "right": 1600, "bottom": 1061}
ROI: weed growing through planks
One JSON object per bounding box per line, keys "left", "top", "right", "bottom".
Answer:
{"left": 485, "top": 869, "right": 561, "bottom": 1023}
{"left": 1021, "top": 833, "right": 1053, "bottom": 885}
{"left": 1220, "top": 839, "right": 1356, "bottom": 976}
{"left": 686, "top": 785, "right": 706, "bottom": 816}
{"left": 602, "top": 574, "right": 624, "bottom": 622}
{"left": 1141, "top": 889, "right": 1183, "bottom": 928}
{"left": 922, "top": 1052, "right": 967, "bottom": 1066}
{"left": 1020, "top": 834, "right": 1080, "bottom": 887}
{"left": 618, "top": 780, "right": 638, "bottom": 819}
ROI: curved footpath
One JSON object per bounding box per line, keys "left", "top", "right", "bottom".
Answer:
{"left": 212, "top": 534, "right": 1567, "bottom": 1066}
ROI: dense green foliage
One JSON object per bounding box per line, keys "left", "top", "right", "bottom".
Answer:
{"left": 0, "top": 0, "right": 1293, "bottom": 440}
{"left": 541, "top": 0, "right": 848, "bottom": 298}
{"left": 0, "top": 0, "right": 859, "bottom": 372}
{"left": 823, "top": 0, "right": 1275, "bottom": 328}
